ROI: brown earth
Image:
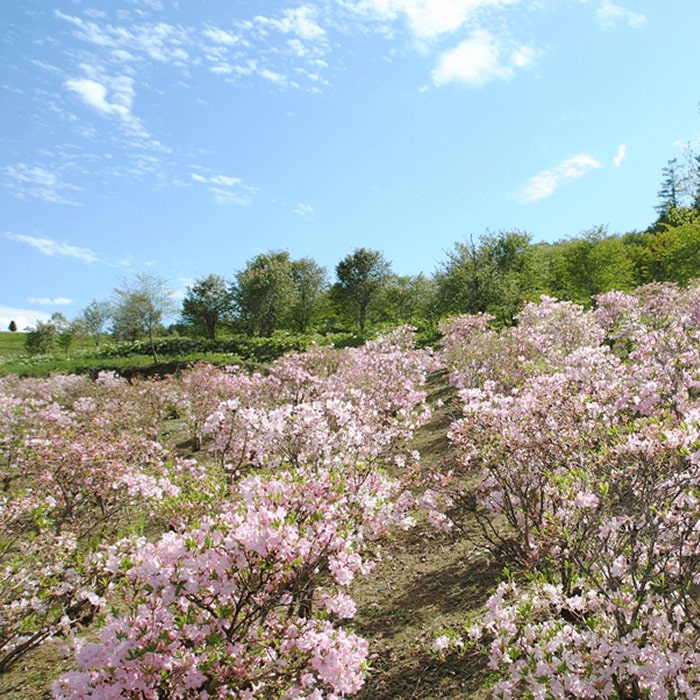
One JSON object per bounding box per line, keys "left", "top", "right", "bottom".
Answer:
{"left": 0, "top": 372, "right": 501, "bottom": 699}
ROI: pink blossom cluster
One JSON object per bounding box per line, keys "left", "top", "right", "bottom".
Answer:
{"left": 0, "top": 373, "right": 194, "bottom": 672}
{"left": 185, "top": 327, "right": 437, "bottom": 476}
{"left": 0, "top": 327, "right": 442, "bottom": 693}
{"left": 439, "top": 290, "right": 700, "bottom": 696}
{"left": 53, "top": 464, "right": 394, "bottom": 698}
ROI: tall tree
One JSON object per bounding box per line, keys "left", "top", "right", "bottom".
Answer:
{"left": 333, "top": 248, "right": 391, "bottom": 330}
{"left": 231, "top": 251, "right": 297, "bottom": 337}
{"left": 644, "top": 222, "right": 700, "bottom": 285}
{"left": 434, "top": 230, "right": 532, "bottom": 323}
{"left": 654, "top": 158, "right": 683, "bottom": 229}
{"left": 290, "top": 258, "right": 328, "bottom": 333}
{"left": 381, "top": 274, "right": 437, "bottom": 327}
{"left": 181, "top": 274, "right": 231, "bottom": 339}
{"left": 111, "top": 273, "right": 177, "bottom": 362}
{"left": 549, "top": 227, "right": 635, "bottom": 305}
{"left": 80, "top": 299, "right": 112, "bottom": 347}
{"left": 25, "top": 320, "right": 58, "bottom": 354}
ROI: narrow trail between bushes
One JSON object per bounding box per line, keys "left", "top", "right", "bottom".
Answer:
{"left": 351, "top": 371, "right": 499, "bottom": 699}
{"left": 0, "top": 371, "right": 499, "bottom": 700}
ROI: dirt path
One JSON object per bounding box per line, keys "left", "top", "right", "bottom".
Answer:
{"left": 351, "top": 371, "right": 499, "bottom": 699}
{"left": 0, "top": 372, "right": 500, "bottom": 699}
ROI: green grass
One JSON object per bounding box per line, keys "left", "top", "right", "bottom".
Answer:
{"left": 0, "top": 332, "right": 28, "bottom": 357}
{"left": 0, "top": 330, "right": 378, "bottom": 378}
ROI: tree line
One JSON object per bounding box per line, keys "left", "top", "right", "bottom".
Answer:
{"left": 20, "top": 150, "right": 700, "bottom": 355}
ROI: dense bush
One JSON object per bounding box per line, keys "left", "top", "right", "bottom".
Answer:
{"left": 437, "top": 285, "right": 700, "bottom": 698}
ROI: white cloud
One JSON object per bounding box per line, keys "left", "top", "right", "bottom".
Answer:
{"left": 432, "top": 30, "right": 534, "bottom": 86}
{"left": 355, "top": 0, "right": 520, "bottom": 39}
{"left": 28, "top": 297, "right": 73, "bottom": 306}
{"left": 65, "top": 77, "right": 133, "bottom": 120}
{"left": 613, "top": 144, "right": 626, "bottom": 167}
{"left": 596, "top": 2, "right": 647, "bottom": 30}
{"left": 0, "top": 306, "right": 51, "bottom": 332}
{"left": 4, "top": 232, "right": 99, "bottom": 263}
{"left": 293, "top": 203, "right": 314, "bottom": 217}
{"left": 55, "top": 10, "right": 191, "bottom": 65}
{"left": 257, "top": 5, "right": 326, "bottom": 41}
{"left": 202, "top": 26, "right": 240, "bottom": 45}
{"left": 190, "top": 172, "right": 259, "bottom": 206}
{"left": 519, "top": 154, "right": 603, "bottom": 202}
{"left": 4, "top": 163, "right": 83, "bottom": 206}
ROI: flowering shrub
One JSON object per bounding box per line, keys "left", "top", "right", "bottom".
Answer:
{"left": 53, "top": 463, "right": 408, "bottom": 698}
{"left": 0, "top": 377, "right": 182, "bottom": 672}
{"left": 439, "top": 292, "right": 700, "bottom": 698}
{"left": 0, "top": 327, "right": 445, "bottom": 695}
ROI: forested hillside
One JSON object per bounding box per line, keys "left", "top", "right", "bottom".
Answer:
{"left": 13, "top": 152, "right": 700, "bottom": 359}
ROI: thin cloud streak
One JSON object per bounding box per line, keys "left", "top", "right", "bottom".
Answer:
{"left": 614, "top": 144, "right": 627, "bottom": 167}
{"left": 519, "top": 154, "right": 603, "bottom": 203}
{"left": 190, "top": 172, "right": 259, "bottom": 206}
{"left": 4, "top": 164, "right": 83, "bottom": 206}
{"left": 4, "top": 233, "right": 100, "bottom": 263}
{"left": 596, "top": 2, "right": 647, "bottom": 30}
{"left": 28, "top": 297, "right": 73, "bottom": 305}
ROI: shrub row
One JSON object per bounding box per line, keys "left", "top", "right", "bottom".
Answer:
{"left": 96, "top": 332, "right": 370, "bottom": 364}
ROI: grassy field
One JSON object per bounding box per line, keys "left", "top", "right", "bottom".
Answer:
{"left": 0, "top": 335, "right": 246, "bottom": 378}
{"left": 0, "top": 332, "right": 28, "bottom": 356}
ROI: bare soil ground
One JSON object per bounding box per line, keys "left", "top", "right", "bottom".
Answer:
{"left": 0, "top": 372, "right": 501, "bottom": 699}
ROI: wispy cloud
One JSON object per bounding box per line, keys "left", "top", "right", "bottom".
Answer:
{"left": 596, "top": 2, "right": 647, "bottom": 30}
{"left": 28, "top": 296, "right": 73, "bottom": 306}
{"left": 354, "top": 0, "right": 520, "bottom": 40}
{"left": 190, "top": 172, "right": 259, "bottom": 206}
{"left": 255, "top": 5, "right": 326, "bottom": 41}
{"left": 65, "top": 76, "right": 134, "bottom": 120}
{"left": 431, "top": 29, "right": 535, "bottom": 86}
{"left": 55, "top": 7, "right": 329, "bottom": 91}
{"left": 4, "top": 163, "right": 83, "bottom": 206}
{"left": 293, "top": 202, "right": 314, "bottom": 217}
{"left": 519, "top": 154, "right": 603, "bottom": 202}
{"left": 4, "top": 232, "right": 99, "bottom": 263}
{"left": 54, "top": 10, "right": 190, "bottom": 65}
{"left": 202, "top": 26, "right": 240, "bottom": 45}
{"left": 613, "top": 144, "right": 627, "bottom": 167}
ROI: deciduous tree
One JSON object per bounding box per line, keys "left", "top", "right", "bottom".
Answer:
{"left": 180, "top": 274, "right": 231, "bottom": 339}
{"left": 333, "top": 248, "right": 391, "bottom": 330}
{"left": 290, "top": 257, "right": 328, "bottom": 332}
{"left": 230, "top": 251, "right": 297, "bottom": 337}
{"left": 80, "top": 299, "right": 112, "bottom": 347}
{"left": 111, "top": 273, "right": 176, "bottom": 362}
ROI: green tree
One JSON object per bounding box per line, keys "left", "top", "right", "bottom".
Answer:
{"left": 50, "top": 312, "right": 78, "bottom": 351}
{"left": 434, "top": 230, "right": 532, "bottom": 323}
{"left": 181, "top": 274, "right": 231, "bottom": 339}
{"left": 653, "top": 158, "right": 683, "bottom": 230}
{"left": 290, "top": 258, "right": 328, "bottom": 333}
{"left": 550, "top": 227, "right": 635, "bottom": 305}
{"left": 644, "top": 223, "right": 700, "bottom": 285}
{"left": 25, "top": 320, "right": 58, "bottom": 354}
{"left": 231, "top": 251, "right": 297, "bottom": 337}
{"left": 333, "top": 248, "right": 391, "bottom": 331}
{"left": 381, "top": 274, "right": 437, "bottom": 328}
{"left": 111, "top": 273, "right": 177, "bottom": 362}
{"left": 80, "top": 299, "right": 112, "bottom": 347}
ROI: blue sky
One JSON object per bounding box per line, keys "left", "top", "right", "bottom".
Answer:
{"left": 2, "top": 0, "right": 699, "bottom": 330}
